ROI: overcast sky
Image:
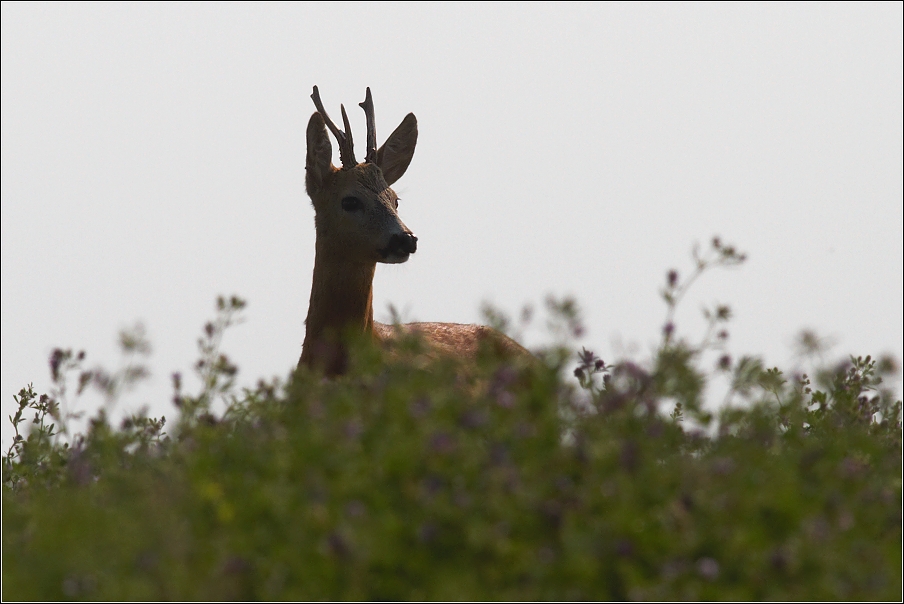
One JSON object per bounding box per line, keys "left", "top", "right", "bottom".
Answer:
{"left": 2, "top": 3, "right": 902, "bottom": 442}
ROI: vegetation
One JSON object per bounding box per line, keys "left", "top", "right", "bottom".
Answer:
{"left": 3, "top": 240, "right": 901, "bottom": 600}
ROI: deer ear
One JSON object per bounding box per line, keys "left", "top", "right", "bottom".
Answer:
{"left": 376, "top": 113, "right": 417, "bottom": 186}
{"left": 306, "top": 112, "right": 335, "bottom": 196}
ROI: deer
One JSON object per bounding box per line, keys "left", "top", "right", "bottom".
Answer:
{"left": 299, "top": 86, "right": 529, "bottom": 376}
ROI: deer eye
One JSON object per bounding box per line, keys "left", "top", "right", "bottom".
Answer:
{"left": 341, "top": 196, "right": 363, "bottom": 212}
{"left": 394, "top": 199, "right": 400, "bottom": 210}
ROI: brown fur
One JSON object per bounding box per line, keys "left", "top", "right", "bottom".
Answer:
{"left": 299, "top": 92, "right": 530, "bottom": 376}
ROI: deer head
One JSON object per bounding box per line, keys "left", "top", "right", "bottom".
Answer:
{"left": 305, "top": 86, "right": 419, "bottom": 264}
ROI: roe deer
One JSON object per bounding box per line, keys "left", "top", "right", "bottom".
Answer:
{"left": 299, "top": 86, "right": 529, "bottom": 376}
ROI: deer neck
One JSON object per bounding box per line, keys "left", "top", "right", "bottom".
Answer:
{"left": 301, "top": 242, "right": 377, "bottom": 374}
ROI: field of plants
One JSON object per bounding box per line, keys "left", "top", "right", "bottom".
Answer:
{"left": 3, "top": 241, "right": 901, "bottom": 600}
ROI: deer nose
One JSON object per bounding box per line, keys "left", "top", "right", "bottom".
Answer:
{"left": 388, "top": 232, "right": 418, "bottom": 255}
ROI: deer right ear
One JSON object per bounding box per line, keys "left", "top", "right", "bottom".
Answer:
{"left": 306, "top": 112, "right": 334, "bottom": 196}
{"left": 376, "top": 113, "right": 417, "bottom": 186}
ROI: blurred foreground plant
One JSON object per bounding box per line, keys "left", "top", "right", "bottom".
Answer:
{"left": 3, "top": 242, "right": 901, "bottom": 601}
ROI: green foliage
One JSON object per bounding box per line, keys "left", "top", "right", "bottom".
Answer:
{"left": 3, "top": 243, "right": 901, "bottom": 600}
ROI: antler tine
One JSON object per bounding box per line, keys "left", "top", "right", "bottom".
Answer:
{"left": 310, "top": 86, "right": 356, "bottom": 168}
{"left": 359, "top": 87, "right": 377, "bottom": 163}
{"left": 310, "top": 86, "right": 344, "bottom": 149}
{"left": 339, "top": 104, "right": 356, "bottom": 167}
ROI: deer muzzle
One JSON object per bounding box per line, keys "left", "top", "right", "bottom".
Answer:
{"left": 380, "top": 233, "right": 418, "bottom": 263}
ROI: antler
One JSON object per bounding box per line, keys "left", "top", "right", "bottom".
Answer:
{"left": 311, "top": 86, "right": 356, "bottom": 168}
{"left": 359, "top": 87, "right": 377, "bottom": 164}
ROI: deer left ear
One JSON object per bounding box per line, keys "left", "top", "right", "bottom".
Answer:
{"left": 306, "top": 112, "right": 335, "bottom": 196}
{"left": 377, "top": 113, "right": 417, "bottom": 186}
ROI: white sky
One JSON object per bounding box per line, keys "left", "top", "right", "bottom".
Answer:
{"left": 2, "top": 3, "right": 902, "bottom": 442}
